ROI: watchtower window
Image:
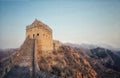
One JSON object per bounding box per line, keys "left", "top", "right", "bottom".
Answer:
{"left": 33, "top": 34, "right": 35, "bottom": 38}
{"left": 37, "top": 33, "right": 39, "bottom": 36}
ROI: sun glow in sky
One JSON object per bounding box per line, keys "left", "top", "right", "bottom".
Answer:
{"left": 0, "top": 0, "right": 120, "bottom": 49}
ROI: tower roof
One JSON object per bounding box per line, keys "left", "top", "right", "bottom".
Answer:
{"left": 26, "top": 19, "right": 52, "bottom": 32}
{"left": 31, "top": 19, "right": 43, "bottom": 26}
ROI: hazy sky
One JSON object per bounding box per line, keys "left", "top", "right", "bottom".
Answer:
{"left": 0, "top": 0, "right": 120, "bottom": 49}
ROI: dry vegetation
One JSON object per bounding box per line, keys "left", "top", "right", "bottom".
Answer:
{"left": 38, "top": 46, "right": 97, "bottom": 78}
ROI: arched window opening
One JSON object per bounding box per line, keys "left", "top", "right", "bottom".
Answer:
{"left": 37, "top": 33, "right": 39, "bottom": 36}
{"left": 33, "top": 34, "right": 35, "bottom": 38}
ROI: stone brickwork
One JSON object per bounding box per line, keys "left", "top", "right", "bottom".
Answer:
{"left": 53, "top": 40, "right": 62, "bottom": 50}
{"left": 1, "top": 19, "right": 62, "bottom": 78}
{"left": 26, "top": 19, "right": 53, "bottom": 52}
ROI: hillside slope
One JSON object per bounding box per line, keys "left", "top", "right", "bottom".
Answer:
{"left": 38, "top": 46, "right": 97, "bottom": 78}
{"left": 4, "top": 38, "right": 35, "bottom": 78}
{"left": 75, "top": 47, "right": 120, "bottom": 78}
{"left": 3, "top": 38, "right": 61, "bottom": 78}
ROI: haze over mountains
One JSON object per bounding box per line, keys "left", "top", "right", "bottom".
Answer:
{"left": 64, "top": 43, "right": 120, "bottom": 52}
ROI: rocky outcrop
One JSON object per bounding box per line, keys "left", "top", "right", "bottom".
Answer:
{"left": 75, "top": 47, "right": 120, "bottom": 78}
{"left": 38, "top": 46, "right": 97, "bottom": 78}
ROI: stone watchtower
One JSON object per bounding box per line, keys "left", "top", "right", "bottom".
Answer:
{"left": 26, "top": 19, "right": 53, "bottom": 53}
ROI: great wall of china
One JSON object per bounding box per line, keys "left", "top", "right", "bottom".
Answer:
{"left": 0, "top": 19, "right": 61, "bottom": 78}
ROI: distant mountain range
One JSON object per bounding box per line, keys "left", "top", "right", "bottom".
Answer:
{"left": 64, "top": 43, "right": 120, "bottom": 78}
{"left": 0, "top": 48, "right": 18, "bottom": 60}
{"left": 64, "top": 43, "right": 120, "bottom": 52}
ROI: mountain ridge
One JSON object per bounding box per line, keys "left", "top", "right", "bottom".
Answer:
{"left": 64, "top": 43, "right": 120, "bottom": 52}
{"left": 1, "top": 42, "right": 120, "bottom": 78}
